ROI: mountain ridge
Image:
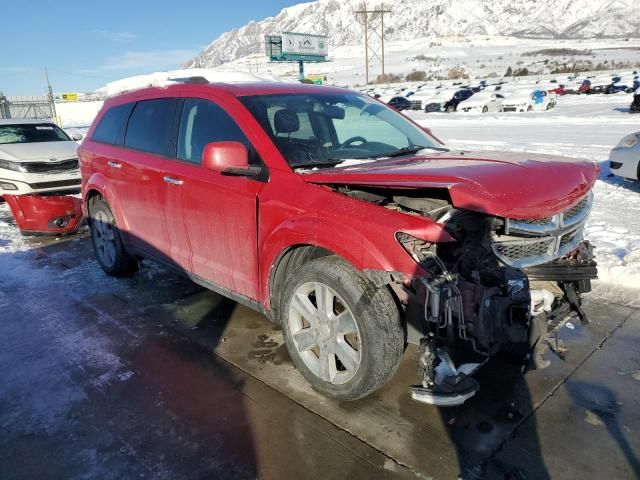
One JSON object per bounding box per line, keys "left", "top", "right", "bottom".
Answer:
{"left": 185, "top": 0, "right": 639, "bottom": 68}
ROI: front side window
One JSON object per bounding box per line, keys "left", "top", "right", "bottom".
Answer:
{"left": 124, "top": 98, "right": 178, "bottom": 156}
{"left": 0, "top": 123, "right": 70, "bottom": 145}
{"left": 177, "top": 98, "right": 250, "bottom": 164}
{"left": 240, "top": 92, "right": 445, "bottom": 169}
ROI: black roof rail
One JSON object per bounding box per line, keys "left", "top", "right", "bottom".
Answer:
{"left": 168, "top": 76, "right": 209, "bottom": 84}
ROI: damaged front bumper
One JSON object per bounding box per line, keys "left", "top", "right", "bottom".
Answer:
{"left": 399, "top": 242, "right": 597, "bottom": 407}
{"left": 3, "top": 193, "right": 85, "bottom": 235}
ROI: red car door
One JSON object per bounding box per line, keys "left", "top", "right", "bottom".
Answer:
{"left": 115, "top": 98, "right": 179, "bottom": 263}
{"left": 162, "top": 97, "right": 262, "bottom": 300}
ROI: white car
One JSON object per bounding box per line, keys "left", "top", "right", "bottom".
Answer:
{"left": 458, "top": 92, "right": 506, "bottom": 113}
{"left": 609, "top": 132, "right": 640, "bottom": 181}
{"left": 501, "top": 89, "right": 556, "bottom": 112}
{"left": 0, "top": 119, "right": 82, "bottom": 196}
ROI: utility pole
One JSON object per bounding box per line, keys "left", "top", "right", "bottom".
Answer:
{"left": 355, "top": 3, "right": 391, "bottom": 84}
{"left": 44, "top": 66, "right": 58, "bottom": 124}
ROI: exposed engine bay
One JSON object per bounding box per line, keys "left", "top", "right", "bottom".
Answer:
{"left": 337, "top": 185, "right": 597, "bottom": 406}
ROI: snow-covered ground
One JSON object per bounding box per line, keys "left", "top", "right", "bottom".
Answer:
{"left": 212, "top": 35, "right": 640, "bottom": 87}
{"left": 2, "top": 90, "right": 638, "bottom": 306}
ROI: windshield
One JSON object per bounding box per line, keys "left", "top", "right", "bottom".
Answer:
{"left": 239, "top": 92, "right": 446, "bottom": 169}
{"left": 0, "top": 123, "right": 71, "bottom": 145}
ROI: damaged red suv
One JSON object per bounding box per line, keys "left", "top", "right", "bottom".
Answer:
{"left": 80, "top": 80, "right": 598, "bottom": 406}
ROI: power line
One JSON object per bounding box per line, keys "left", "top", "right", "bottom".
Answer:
{"left": 355, "top": 3, "right": 391, "bottom": 84}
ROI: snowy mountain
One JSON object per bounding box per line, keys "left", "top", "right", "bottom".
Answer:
{"left": 185, "top": 0, "right": 639, "bottom": 68}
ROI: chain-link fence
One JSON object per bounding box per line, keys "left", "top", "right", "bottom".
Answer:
{"left": 0, "top": 94, "right": 57, "bottom": 123}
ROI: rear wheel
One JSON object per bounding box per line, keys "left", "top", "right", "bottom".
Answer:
{"left": 88, "top": 196, "right": 137, "bottom": 276}
{"left": 482, "top": 106, "right": 488, "bottom": 113}
{"left": 527, "top": 105, "right": 533, "bottom": 112}
{"left": 280, "top": 256, "right": 404, "bottom": 400}
{"left": 446, "top": 105, "right": 456, "bottom": 113}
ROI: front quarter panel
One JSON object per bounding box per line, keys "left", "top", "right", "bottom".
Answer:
{"left": 258, "top": 170, "right": 454, "bottom": 306}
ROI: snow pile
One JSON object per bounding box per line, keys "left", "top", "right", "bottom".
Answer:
{"left": 56, "top": 100, "right": 104, "bottom": 128}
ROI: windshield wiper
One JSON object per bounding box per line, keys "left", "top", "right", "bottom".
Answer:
{"left": 385, "top": 145, "right": 448, "bottom": 158}
{"left": 292, "top": 159, "right": 347, "bottom": 169}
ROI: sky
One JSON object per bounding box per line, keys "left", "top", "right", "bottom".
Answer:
{"left": 1, "top": 0, "right": 305, "bottom": 96}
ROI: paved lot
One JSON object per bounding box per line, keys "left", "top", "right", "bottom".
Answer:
{"left": 1, "top": 233, "right": 639, "bottom": 479}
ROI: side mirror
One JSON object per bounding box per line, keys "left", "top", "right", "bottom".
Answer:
{"left": 72, "top": 133, "right": 83, "bottom": 141}
{"left": 202, "top": 141, "right": 262, "bottom": 178}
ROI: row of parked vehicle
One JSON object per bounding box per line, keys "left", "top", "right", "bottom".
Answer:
{"left": 371, "top": 70, "right": 639, "bottom": 114}
{"left": 383, "top": 83, "right": 556, "bottom": 114}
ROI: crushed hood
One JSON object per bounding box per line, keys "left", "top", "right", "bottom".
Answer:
{"left": 0, "top": 141, "right": 79, "bottom": 162}
{"left": 302, "top": 151, "right": 599, "bottom": 219}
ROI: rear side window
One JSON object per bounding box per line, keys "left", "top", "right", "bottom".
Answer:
{"left": 125, "top": 99, "right": 178, "bottom": 156}
{"left": 177, "top": 98, "right": 249, "bottom": 164}
{"left": 91, "top": 103, "right": 134, "bottom": 145}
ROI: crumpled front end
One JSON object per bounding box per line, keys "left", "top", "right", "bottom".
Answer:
{"left": 333, "top": 183, "right": 597, "bottom": 406}
{"left": 396, "top": 191, "right": 597, "bottom": 406}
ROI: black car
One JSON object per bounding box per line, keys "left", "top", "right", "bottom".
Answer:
{"left": 387, "top": 96, "right": 412, "bottom": 111}
{"left": 631, "top": 90, "right": 640, "bottom": 114}
{"left": 424, "top": 88, "right": 474, "bottom": 113}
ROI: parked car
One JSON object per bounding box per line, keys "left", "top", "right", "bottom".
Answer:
{"left": 425, "top": 88, "right": 474, "bottom": 113}
{"left": 578, "top": 79, "right": 592, "bottom": 94}
{"left": 457, "top": 92, "right": 506, "bottom": 113}
{"left": 564, "top": 80, "right": 584, "bottom": 95}
{"left": 631, "top": 88, "right": 640, "bottom": 113}
{"left": 588, "top": 76, "right": 615, "bottom": 94}
{"left": 604, "top": 77, "right": 630, "bottom": 94}
{"left": 0, "top": 119, "right": 82, "bottom": 196}
{"left": 609, "top": 132, "right": 640, "bottom": 180}
{"left": 80, "top": 80, "right": 598, "bottom": 406}
{"left": 501, "top": 89, "right": 556, "bottom": 112}
{"left": 387, "top": 96, "right": 412, "bottom": 111}
{"left": 547, "top": 84, "right": 566, "bottom": 95}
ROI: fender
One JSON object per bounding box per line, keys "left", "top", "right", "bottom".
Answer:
{"left": 83, "top": 172, "right": 130, "bottom": 233}
{"left": 258, "top": 214, "right": 420, "bottom": 306}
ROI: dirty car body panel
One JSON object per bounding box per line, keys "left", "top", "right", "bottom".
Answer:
{"left": 80, "top": 82, "right": 599, "bottom": 406}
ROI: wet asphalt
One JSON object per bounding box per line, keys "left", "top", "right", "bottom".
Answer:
{"left": 1, "top": 233, "right": 639, "bottom": 480}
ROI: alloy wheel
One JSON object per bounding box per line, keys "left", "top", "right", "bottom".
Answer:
{"left": 288, "top": 281, "right": 362, "bottom": 385}
{"left": 92, "top": 210, "right": 117, "bottom": 268}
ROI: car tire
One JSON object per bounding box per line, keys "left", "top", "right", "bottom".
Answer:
{"left": 88, "top": 196, "right": 137, "bottom": 277}
{"left": 279, "top": 256, "right": 404, "bottom": 401}
{"left": 446, "top": 106, "right": 455, "bottom": 113}
{"left": 482, "top": 106, "right": 488, "bottom": 113}
{"left": 527, "top": 106, "right": 533, "bottom": 112}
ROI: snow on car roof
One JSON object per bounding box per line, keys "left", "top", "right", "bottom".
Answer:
{"left": 102, "top": 68, "right": 292, "bottom": 97}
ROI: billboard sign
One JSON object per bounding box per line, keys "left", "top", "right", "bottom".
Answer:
{"left": 281, "top": 32, "right": 328, "bottom": 57}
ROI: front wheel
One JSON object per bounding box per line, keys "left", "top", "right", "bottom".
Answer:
{"left": 482, "top": 106, "right": 488, "bottom": 113}
{"left": 88, "top": 196, "right": 137, "bottom": 276}
{"left": 446, "top": 106, "right": 456, "bottom": 113}
{"left": 280, "top": 256, "right": 404, "bottom": 400}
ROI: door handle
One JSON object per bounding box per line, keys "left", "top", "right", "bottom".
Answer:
{"left": 163, "top": 176, "right": 183, "bottom": 186}
{"left": 107, "top": 161, "right": 122, "bottom": 169}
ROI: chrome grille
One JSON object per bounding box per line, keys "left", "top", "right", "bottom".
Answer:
{"left": 492, "top": 192, "right": 592, "bottom": 269}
